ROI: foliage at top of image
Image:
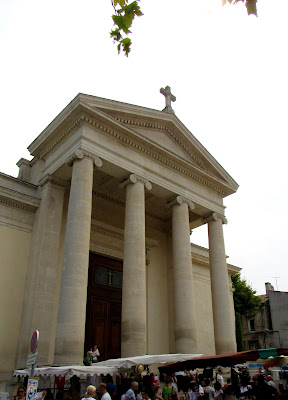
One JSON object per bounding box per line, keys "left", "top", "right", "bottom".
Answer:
{"left": 110, "top": 0, "right": 257, "bottom": 56}
{"left": 232, "top": 273, "right": 261, "bottom": 317}
{"left": 223, "top": 0, "right": 258, "bottom": 16}
{"left": 110, "top": 0, "right": 143, "bottom": 56}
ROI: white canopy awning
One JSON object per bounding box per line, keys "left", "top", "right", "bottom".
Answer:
{"left": 14, "top": 365, "right": 119, "bottom": 377}
{"left": 14, "top": 354, "right": 203, "bottom": 377}
{"left": 96, "top": 354, "right": 203, "bottom": 369}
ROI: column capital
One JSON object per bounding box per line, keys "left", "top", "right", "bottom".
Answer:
{"left": 168, "top": 195, "right": 195, "bottom": 211}
{"left": 65, "top": 149, "right": 102, "bottom": 168}
{"left": 120, "top": 174, "right": 152, "bottom": 190}
{"left": 202, "top": 212, "right": 228, "bottom": 225}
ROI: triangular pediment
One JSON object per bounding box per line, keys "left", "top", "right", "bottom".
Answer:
{"left": 28, "top": 93, "right": 238, "bottom": 195}
{"left": 80, "top": 95, "right": 238, "bottom": 192}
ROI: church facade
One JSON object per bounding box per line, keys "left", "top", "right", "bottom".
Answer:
{"left": 0, "top": 91, "right": 240, "bottom": 389}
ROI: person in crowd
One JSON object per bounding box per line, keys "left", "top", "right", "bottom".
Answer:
{"left": 186, "top": 382, "right": 198, "bottom": 400}
{"left": 266, "top": 375, "right": 277, "bottom": 389}
{"left": 217, "top": 385, "right": 237, "bottom": 400}
{"left": 106, "top": 375, "right": 117, "bottom": 400}
{"left": 82, "top": 385, "right": 97, "bottom": 400}
{"left": 162, "top": 377, "right": 178, "bottom": 400}
{"left": 121, "top": 373, "right": 132, "bottom": 394}
{"left": 149, "top": 380, "right": 163, "bottom": 400}
{"left": 12, "top": 386, "right": 26, "bottom": 400}
{"left": 41, "top": 389, "right": 52, "bottom": 400}
{"left": 253, "top": 374, "right": 279, "bottom": 400}
{"left": 171, "top": 374, "right": 177, "bottom": 387}
{"left": 239, "top": 367, "right": 250, "bottom": 384}
{"left": 223, "top": 379, "right": 231, "bottom": 390}
{"left": 239, "top": 382, "right": 252, "bottom": 400}
{"left": 203, "top": 378, "right": 215, "bottom": 400}
{"left": 125, "top": 382, "right": 139, "bottom": 400}
{"left": 141, "top": 388, "right": 151, "bottom": 400}
{"left": 216, "top": 369, "right": 224, "bottom": 389}
{"left": 98, "top": 383, "right": 112, "bottom": 400}
{"left": 214, "top": 382, "right": 223, "bottom": 399}
{"left": 87, "top": 345, "right": 100, "bottom": 364}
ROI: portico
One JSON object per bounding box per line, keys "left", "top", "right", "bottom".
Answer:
{"left": 0, "top": 90, "right": 240, "bottom": 383}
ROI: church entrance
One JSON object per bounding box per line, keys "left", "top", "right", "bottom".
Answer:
{"left": 85, "top": 253, "right": 123, "bottom": 361}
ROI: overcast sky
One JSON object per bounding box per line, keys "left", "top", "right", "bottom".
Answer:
{"left": 1, "top": 0, "right": 287, "bottom": 294}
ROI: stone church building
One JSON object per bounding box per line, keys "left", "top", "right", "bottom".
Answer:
{"left": 0, "top": 90, "right": 240, "bottom": 389}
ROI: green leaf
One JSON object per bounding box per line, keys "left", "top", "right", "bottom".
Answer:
{"left": 232, "top": 273, "right": 261, "bottom": 317}
{"left": 112, "top": 0, "right": 128, "bottom": 7}
{"left": 110, "top": 28, "right": 122, "bottom": 42}
{"left": 245, "top": 0, "right": 258, "bottom": 16}
{"left": 123, "top": 12, "right": 134, "bottom": 28}
{"left": 110, "top": 0, "right": 142, "bottom": 56}
{"left": 112, "top": 14, "right": 126, "bottom": 30}
{"left": 124, "top": 1, "right": 143, "bottom": 16}
{"left": 122, "top": 37, "right": 131, "bottom": 56}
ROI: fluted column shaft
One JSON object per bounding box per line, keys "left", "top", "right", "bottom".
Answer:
{"left": 54, "top": 152, "right": 97, "bottom": 365}
{"left": 121, "top": 174, "right": 151, "bottom": 356}
{"left": 207, "top": 213, "right": 236, "bottom": 354}
{"left": 171, "top": 196, "right": 196, "bottom": 353}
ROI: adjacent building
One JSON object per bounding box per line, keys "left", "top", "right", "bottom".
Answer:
{"left": 242, "top": 282, "right": 288, "bottom": 350}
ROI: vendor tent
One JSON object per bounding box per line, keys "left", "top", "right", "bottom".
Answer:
{"left": 14, "top": 354, "right": 202, "bottom": 378}
{"left": 14, "top": 365, "right": 119, "bottom": 377}
{"left": 158, "top": 348, "right": 288, "bottom": 375}
{"left": 95, "top": 354, "right": 203, "bottom": 369}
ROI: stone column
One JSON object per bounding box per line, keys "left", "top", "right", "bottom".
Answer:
{"left": 121, "top": 174, "right": 152, "bottom": 356}
{"left": 170, "top": 196, "right": 197, "bottom": 353}
{"left": 54, "top": 150, "right": 102, "bottom": 365}
{"left": 16, "top": 177, "right": 66, "bottom": 367}
{"left": 204, "top": 212, "right": 236, "bottom": 354}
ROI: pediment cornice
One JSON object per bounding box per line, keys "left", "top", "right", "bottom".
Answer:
{"left": 28, "top": 94, "right": 238, "bottom": 197}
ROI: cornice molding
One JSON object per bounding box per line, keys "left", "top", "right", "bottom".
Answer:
{"left": 39, "top": 115, "right": 86, "bottom": 159}
{"left": 114, "top": 116, "right": 210, "bottom": 172}
{"left": 0, "top": 197, "right": 36, "bottom": 213}
{"left": 0, "top": 186, "right": 40, "bottom": 211}
{"left": 92, "top": 190, "right": 167, "bottom": 223}
{"left": 91, "top": 220, "right": 159, "bottom": 249}
{"left": 39, "top": 175, "right": 68, "bottom": 189}
{"left": 38, "top": 113, "right": 229, "bottom": 196}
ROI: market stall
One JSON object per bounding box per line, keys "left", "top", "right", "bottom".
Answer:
{"left": 158, "top": 348, "right": 288, "bottom": 374}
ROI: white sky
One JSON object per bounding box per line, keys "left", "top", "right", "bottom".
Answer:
{"left": 1, "top": 0, "right": 287, "bottom": 294}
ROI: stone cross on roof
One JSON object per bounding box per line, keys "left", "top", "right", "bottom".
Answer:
{"left": 160, "top": 86, "right": 176, "bottom": 114}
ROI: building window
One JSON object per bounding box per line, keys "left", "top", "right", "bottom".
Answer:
{"left": 248, "top": 319, "right": 255, "bottom": 332}
{"left": 95, "top": 265, "right": 123, "bottom": 289}
{"left": 248, "top": 340, "right": 259, "bottom": 350}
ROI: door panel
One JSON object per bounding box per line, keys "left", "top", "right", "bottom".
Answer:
{"left": 85, "top": 253, "right": 122, "bottom": 361}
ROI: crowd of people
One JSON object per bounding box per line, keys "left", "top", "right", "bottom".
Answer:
{"left": 90, "top": 366, "right": 283, "bottom": 400}
{"left": 156, "top": 367, "right": 282, "bottom": 400}
{"left": 12, "top": 365, "right": 287, "bottom": 400}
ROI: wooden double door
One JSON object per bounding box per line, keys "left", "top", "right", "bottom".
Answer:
{"left": 84, "top": 253, "right": 123, "bottom": 361}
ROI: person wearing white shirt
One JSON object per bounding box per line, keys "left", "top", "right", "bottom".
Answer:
{"left": 98, "top": 384, "right": 112, "bottom": 400}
